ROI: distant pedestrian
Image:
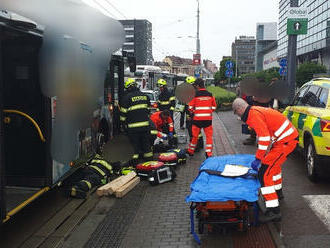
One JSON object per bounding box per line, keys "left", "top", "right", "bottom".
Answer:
{"left": 232, "top": 98, "right": 298, "bottom": 223}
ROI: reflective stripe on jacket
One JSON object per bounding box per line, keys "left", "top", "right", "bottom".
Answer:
{"left": 188, "top": 88, "right": 216, "bottom": 121}
{"left": 242, "top": 106, "right": 298, "bottom": 160}
{"left": 120, "top": 88, "right": 150, "bottom": 133}
{"left": 157, "top": 88, "right": 175, "bottom": 111}
{"left": 150, "top": 111, "right": 174, "bottom": 132}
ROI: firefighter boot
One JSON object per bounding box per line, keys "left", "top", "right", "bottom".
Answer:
{"left": 259, "top": 207, "right": 281, "bottom": 223}
{"left": 276, "top": 189, "right": 284, "bottom": 200}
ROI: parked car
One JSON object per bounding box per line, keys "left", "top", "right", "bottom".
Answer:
{"left": 283, "top": 78, "right": 330, "bottom": 182}
{"left": 141, "top": 89, "right": 159, "bottom": 112}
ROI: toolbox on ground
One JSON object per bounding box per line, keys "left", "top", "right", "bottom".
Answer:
{"left": 136, "top": 161, "right": 176, "bottom": 185}
{"left": 186, "top": 154, "right": 260, "bottom": 244}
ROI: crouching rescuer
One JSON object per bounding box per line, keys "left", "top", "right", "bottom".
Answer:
{"left": 232, "top": 98, "right": 298, "bottom": 223}
{"left": 120, "top": 78, "right": 153, "bottom": 164}
{"left": 186, "top": 77, "right": 216, "bottom": 158}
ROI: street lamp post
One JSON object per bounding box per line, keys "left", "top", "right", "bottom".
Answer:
{"left": 195, "top": 0, "right": 202, "bottom": 77}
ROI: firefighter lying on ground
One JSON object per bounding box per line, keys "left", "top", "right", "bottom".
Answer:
{"left": 185, "top": 76, "right": 217, "bottom": 158}
{"left": 232, "top": 98, "right": 298, "bottom": 223}
{"left": 120, "top": 78, "right": 153, "bottom": 165}
{"left": 150, "top": 110, "right": 177, "bottom": 148}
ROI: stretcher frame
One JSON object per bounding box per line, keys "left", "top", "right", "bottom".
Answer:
{"left": 190, "top": 201, "right": 259, "bottom": 245}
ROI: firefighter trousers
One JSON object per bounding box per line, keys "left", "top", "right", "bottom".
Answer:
{"left": 128, "top": 131, "right": 153, "bottom": 162}
{"left": 258, "top": 139, "right": 298, "bottom": 209}
{"left": 188, "top": 124, "right": 213, "bottom": 156}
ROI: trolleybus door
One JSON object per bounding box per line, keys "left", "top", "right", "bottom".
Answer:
{"left": 1, "top": 25, "right": 51, "bottom": 188}
{"left": 0, "top": 26, "right": 6, "bottom": 222}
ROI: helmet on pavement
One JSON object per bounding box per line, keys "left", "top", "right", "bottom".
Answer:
{"left": 186, "top": 76, "right": 196, "bottom": 84}
{"left": 124, "top": 78, "right": 136, "bottom": 89}
{"left": 157, "top": 78, "right": 167, "bottom": 87}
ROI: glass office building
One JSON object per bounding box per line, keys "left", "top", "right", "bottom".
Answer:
{"left": 278, "top": 0, "right": 330, "bottom": 70}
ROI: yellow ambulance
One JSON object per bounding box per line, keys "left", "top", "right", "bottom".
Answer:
{"left": 283, "top": 78, "right": 330, "bottom": 182}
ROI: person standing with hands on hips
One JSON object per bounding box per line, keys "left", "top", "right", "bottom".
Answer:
{"left": 232, "top": 98, "right": 298, "bottom": 223}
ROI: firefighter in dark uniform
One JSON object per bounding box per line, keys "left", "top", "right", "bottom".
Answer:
{"left": 120, "top": 78, "right": 153, "bottom": 164}
{"left": 157, "top": 78, "right": 176, "bottom": 117}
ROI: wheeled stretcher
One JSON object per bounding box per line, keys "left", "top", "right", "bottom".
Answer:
{"left": 186, "top": 154, "right": 260, "bottom": 244}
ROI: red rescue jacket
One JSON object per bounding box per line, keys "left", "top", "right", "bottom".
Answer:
{"left": 188, "top": 88, "right": 217, "bottom": 121}
{"left": 241, "top": 106, "right": 298, "bottom": 161}
{"left": 150, "top": 111, "right": 174, "bottom": 133}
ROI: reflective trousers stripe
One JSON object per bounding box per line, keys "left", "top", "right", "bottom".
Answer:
{"left": 265, "top": 199, "right": 279, "bottom": 208}
{"left": 274, "top": 184, "right": 282, "bottom": 190}
{"left": 90, "top": 165, "right": 106, "bottom": 177}
{"left": 91, "top": 159, "right": 112, "bottom": 172}
{"left": 81, "top": 180, "right": 92, "bottom": 190}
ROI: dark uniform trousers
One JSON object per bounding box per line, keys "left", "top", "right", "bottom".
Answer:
{"left": 128, "top": 130, "right": 153, "bottom": 161}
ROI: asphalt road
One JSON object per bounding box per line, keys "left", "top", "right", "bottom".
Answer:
{"left": 220, "top": 110, "right": 330, "bottom": 248}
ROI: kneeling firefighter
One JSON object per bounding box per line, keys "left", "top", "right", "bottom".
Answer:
{"left": 120, "top": 78, "right": 153, "bottom": 164}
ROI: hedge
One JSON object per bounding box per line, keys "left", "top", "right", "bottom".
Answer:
{"left": 206, "top": 86, "right": 236, "bottom": 110}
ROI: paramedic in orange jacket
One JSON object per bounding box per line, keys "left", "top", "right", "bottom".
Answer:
{"left": 232, "top": 98, "right": 298, "bottom": 223}
{"left": 150, "top": 110, "right": 174, "bottom": 137}
{"left": 186, "top": 77, "right": 217, "bottom": 158}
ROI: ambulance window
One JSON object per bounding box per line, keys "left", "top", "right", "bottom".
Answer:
{"left": 318, "top": 88, "right": 329, "bottom": 108}
{"left": 301, "top": 86, "right": 320, "bottom": 107}
{"left": 294, "top": 86, "right": 309, "bottom": 106}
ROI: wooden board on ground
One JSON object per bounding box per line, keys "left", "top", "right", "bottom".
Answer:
{"left": 115, "top": 177, "right": 140, "bottom": 198}
{"left": 96, "top": 171, "right": 137, "bottom": 196}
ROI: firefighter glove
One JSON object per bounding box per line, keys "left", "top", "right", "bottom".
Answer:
{"left": 251, "top": 159, "right": 261, "bottom": 171}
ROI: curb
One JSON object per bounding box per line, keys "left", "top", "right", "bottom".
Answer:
{"left": 216, "top": 112, "right": 286, "bottom": 248}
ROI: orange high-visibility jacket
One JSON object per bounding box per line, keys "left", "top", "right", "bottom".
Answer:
{"left": 241, "top": 106, "right": 298, "bottom": 160}
{"left": 150, "top": 111, "right": 174, "bottom": 133}
{"left": 188, "top": 88, "right": 217, "bottom": 121}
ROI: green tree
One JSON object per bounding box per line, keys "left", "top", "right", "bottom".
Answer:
{"left": 214, "top": 57, "right": 237, "bottom": 84}
{"left": 296, "top": 62, "right": 327, "bottom": 87}
{"left": 242, "top": 67, "right": 280, "bottom": 84}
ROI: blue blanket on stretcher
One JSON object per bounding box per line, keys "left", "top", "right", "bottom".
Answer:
{"left": 186, "top": 154, "right": 260, "bottom": 203}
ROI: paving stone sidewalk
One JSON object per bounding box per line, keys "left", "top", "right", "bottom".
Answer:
{"left": 83, "top": 112, "right": 276, "bottom": 248}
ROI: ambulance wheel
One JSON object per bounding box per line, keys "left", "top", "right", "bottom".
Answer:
{"left": 305, "top": 139, "right": 320, "bottom": 183}
{"left": 198, "top": 220, "right": 204, "bottom": 234}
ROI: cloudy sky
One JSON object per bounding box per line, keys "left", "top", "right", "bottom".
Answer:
{"left": 83, "top": 0, "right": 279, "bottom": 65}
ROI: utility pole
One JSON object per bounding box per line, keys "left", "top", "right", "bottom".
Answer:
{"left": 287, "top": 0, "right": 298, "bottom": 102}
{"left": 196, "top": 0, "right": 200, "bottom": 55}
